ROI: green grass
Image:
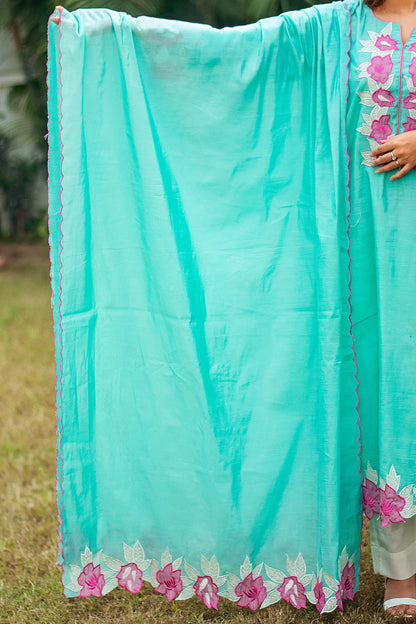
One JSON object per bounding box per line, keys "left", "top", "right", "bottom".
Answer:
{"left": 0, "top": 243, "right": 404, "bottom": 623}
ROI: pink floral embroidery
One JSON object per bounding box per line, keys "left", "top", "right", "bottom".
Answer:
{"left": 278, "top": 575, "right": 307, "bottom": 609}
{"left": 335, "top": 561, "right": 355, "bottom": 610}
{"left": 77, "top": 562, "right": 105, "bottom": 597}
{"left": 362, "top": 478, "right": 381, "bottom": 519}
{"left": 367, "top": 55, "right": 393, "bottom": 83}
{"left": 193, "top": 575, "right": 219, "bottom": 609}
{"left": 379, "top": 484, "right": 406, "bottom": 527}
{"left": 372, "top": 87, "right": 396, "bottom": 107}
{"left": 116, "top": 563, "right": 143, "bottom": 594}
{"left": 410, "top": 42, "right": 416, "bottom": 52}
{"left": 313, "top": 578, "right": 326, "bottom": 614}
{"left": 375, "top": 34, "right": 399, "bottom": 51}
{"left": 403, "top": 92, "right": 416, "bottom": 109}
{"left": 403, "top": 116, "right": 416, "bottom": 132}
{"left": 369, "top": 115, "right": 392, "bottom": 142}
{"left": 155, "top": 563, "right": 183, "bottom": 601}
{"left": 235, "top": 572, "right": 267, "bottom": 611}
{"left": 409, "top": 58, "right": 416, "bottom": 87}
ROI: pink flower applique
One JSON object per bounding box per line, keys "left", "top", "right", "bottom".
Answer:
{"left": 313, "top": 578, "right": 326, "bottom": 614}
{"left": 235, "top": 572, "right": 267, "bottom": 611}
{"left": 403, "top": 92, "right": 416, "bottom": 109}
{"left": 155, "top": 563, "right": 183, "bottom": 601}
{"left": 367, "top": 55, "right": 394, "bottom": 83}
{"left": 193, "top": 575, "right": 220, "bottom": 609}
{"left": 362, "top": 478, "right": 381, "bottom": 519}
{"left": 77, "top": 562, "right": 105, "bottom": 597}
{"left": 410, "top": 42, "right": 416, "bottom": 52}
{"left": 372, "top": 87, "right": 396, "bottom": 107}
{"left": 116, "top": 563, "right": 143, "bottom": 594}
{"left": 403, "top": 115, "right": 416, "bottom": 132}
{"left": 277, "top": 575, "right": 307, "bottom": 609}
{"left": 335, "top": 561, "right": 356, "bottom": 610}
{"left": 409, "top": 57, "right": 416, "bottom": 87}
{"left": 369, "top": 114, "right": 392, "bottom": 142}
{"left": 379, "top": 484, "right": 406, "bottom": 527}
{"left": 375, "top": 34, "right": 399, "bottom": 51}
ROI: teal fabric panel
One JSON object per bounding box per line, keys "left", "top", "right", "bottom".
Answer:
{"left": 47, "top": 1, "right": 363, "bottom": 613}
{"left": 345, "top": 0, "right": 416, "bottom": 528}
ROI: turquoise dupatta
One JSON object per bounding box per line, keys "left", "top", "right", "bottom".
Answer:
{"left": 47, "top": 0, "right": 363, "bottom": 613}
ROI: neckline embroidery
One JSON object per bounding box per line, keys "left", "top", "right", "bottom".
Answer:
{"left": 363, "top": 4, "right": 416, "bottom": 47}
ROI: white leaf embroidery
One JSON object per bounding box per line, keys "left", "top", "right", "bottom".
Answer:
{"left": 103, "top": 555, "right": 123, "bottom": 572}
{"left": 80, "top": 546, "right": 93, "bottom": 568}
{"left": 123, "top": 543, "right": 134, "bottom": 563}
{"left": 160, "top": 547, "right": 171, "bottom": 568}
{"left": 184, "top": 561, "right": 198, "bottom": 581}
{"left": 240, "top": 555, "right": 252, "bottom": 579}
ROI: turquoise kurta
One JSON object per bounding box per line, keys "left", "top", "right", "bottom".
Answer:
{"left": 347, "top": 1, "right": 416, "bottom": 527}
{"left": 47, "top": 0, "right": 416, "bottom": 615}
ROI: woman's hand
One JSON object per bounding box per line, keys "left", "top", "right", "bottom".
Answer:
{"left": 370, "top": 130, "right": 416, "bottom": 180}
{"left": 51, "top": 6, "right": 63, "bottom": 24}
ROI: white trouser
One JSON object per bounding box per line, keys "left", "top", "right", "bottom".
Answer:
{"left": 370, "top": 515, "right": 416, "bottom": 580}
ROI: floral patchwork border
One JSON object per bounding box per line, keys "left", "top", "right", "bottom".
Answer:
{"left": 356, "top": 22, "right": 416, "bottom": 166}
{"left": 362, "top": 462, "right": 416, "bottom": 526}
{"left": 63, "top": 543, "right": 357, "bottom": 614}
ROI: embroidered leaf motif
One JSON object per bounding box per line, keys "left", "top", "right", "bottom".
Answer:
{"left": 386, "top": 466, "right": 400, "bottom": 491}
{"left": 260, "top": 589, "right": 281, "bottom": 608}
{"left": 252, "top": 563, "right": 263, "bottom": 578}
{"left": 103, "top": 555, "right": 122, "bottom": 572}
{"left": 306, "top": 590, "right": 317, "bottom": 604}
{"left": 184, "top": 562, "right": 198, "bottom": 581}
{"left": 80, "top": 546, "right": 93, "bottom": 568}
{"left": 302, "top": 574, "right": 313, "bottom": 586}
{"left": 321, "top": 595, "right": 338, "bottom": 614}
{"left": 181, "top": 576, "right": 194, "bottom": 588}
{"left": 366, "top": 461, "right": 379, "bottom": 484}
{"left": 172, "top": 557, "right": 182, "bottom": 570}
{"left": 123, "top": 543, "right": 134, "bottom": 562}
{"left": 209, "top": 555, "right": 219, "bottom": 578}
{"left": 102, "top": 577, "right": 118, "bottom": 595}
{"left": 240, "top": 555, "right": 252, "bottom": 579}
{"left": 323, "top": 572, "right": 339, "bottom": 592}
{"left": 226, "top": 573, "right": 240, "bottom": 589}
{"left": 161, "top": 547, "right": 171, "bottom": 567}
{"left": 264, "top": 580, "right": 277, "bottom": 592}
{"left": 148, "top": 558, "right": 160, "bottom": 586}
{"left": 264, "top": 564, "right": 285, "bottom": 584}
{"left": 92, "top": 549, "right": 103, "bottom": 567}
{"left": 286, "top": 555, "right": 296, "bottom": 576}
{"left": 294, "top": 553, "right": 307, "bottom": 579}
{"left": 66, "top": 580, "right": 82, "bottom": 593}
{"left": 133, "top": 540, "right": 145, "bottom": 564}
{"left": 176, "top": 585, "right": 195, "bottom": 600}
{"left": 69, "top": 564, "right": 82, "bottom": 582}
{"left": 323, "top": 586, "right": 334, "bottom": 599}
{"left": 358, "top": 91, "right": 374, "bottom": 107}
{"left": 200, "top": 555, "right": 210, "bottom": 575}
{"left": 216, "top": 575, "right": 228, "bottom": 587}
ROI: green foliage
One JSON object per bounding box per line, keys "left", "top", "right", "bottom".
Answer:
{"left": 0, "top": 131, "right": 39, "bottom": 239}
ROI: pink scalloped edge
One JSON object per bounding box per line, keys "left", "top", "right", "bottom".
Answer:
{"left": 342, "top": 0, "right": 364, "bottom": 589}
{"left": 47, "top": 5, "right": 67, "bottom": 598}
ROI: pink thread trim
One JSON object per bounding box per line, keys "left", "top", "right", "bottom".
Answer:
{"left": 397, "top": 43, "right": 406, "bottom": 134}
{"left": 48, "top": 5, "right": 66, "bottom": 597}
{"left": 343, "top": 0, "right": 364, "bottom": 593}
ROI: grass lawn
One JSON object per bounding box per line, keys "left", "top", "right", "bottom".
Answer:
{"left": 0, "top": 242, "right": 400, "bottom": 623}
